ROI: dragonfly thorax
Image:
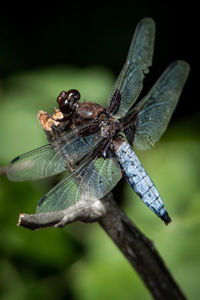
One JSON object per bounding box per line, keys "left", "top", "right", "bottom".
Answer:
{"left": 100, "top": 117, "right": 121, "bottom": 139}
{"left": 74, "top": 102, "right": 106, "bottom": 124}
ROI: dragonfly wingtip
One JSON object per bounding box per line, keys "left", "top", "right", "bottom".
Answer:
{"left": 37, "top": 195, "right": 46, "bottom": 209}
{"left": 10, "top": 156, "right": 20, "bottom": 164}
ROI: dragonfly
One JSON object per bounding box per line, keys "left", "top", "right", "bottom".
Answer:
{"left": 7, "top": 18, "right": 190, "bottom": 225}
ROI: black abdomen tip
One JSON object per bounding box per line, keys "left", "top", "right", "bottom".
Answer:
{"left": 161, "top": 212, "right": 172, "bottom": 225}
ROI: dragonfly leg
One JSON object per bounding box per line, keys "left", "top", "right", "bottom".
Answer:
{"left": 49, "top": 119, "right": 72, "bottom": 133}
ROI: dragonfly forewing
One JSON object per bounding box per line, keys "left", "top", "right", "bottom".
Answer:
{"left": 107, "top": 18, "right": 155, "bottom": 118}
{"left": 52, "top": 127, "right": 102, "bottom": 168}
{"left": 6, "top": 144, "right": 67, "bottom": 181}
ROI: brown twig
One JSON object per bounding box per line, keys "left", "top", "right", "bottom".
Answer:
{"left": 99, "top": 198, "right": 186, "bottom": 300}
{"left": 0, "top": 166, "right": 7, "bottom": 176}
{"left": 18, "top": 194, "right": 186, "bottom": 300}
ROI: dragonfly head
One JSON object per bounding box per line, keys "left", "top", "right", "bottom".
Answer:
{"left": 57, "top": 89, "right": 80, "bottom": 115}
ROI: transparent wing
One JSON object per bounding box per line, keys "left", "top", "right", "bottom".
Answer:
{"left": 107, "top": 18, "right": 155, "bottom": 118}
{"left": 36, "top": 156, "right": 122, "bottom": 213}
{"left": 51, "top": 124, "right": 102, "bottom": 168}
{"left": 7, "top": 120, "right": 102, "bottom": 181}
{"left": 132, "top": 60, "right": 190, "bottom": 150}
{"left": 7, "top": 144, "right": 67, "bottom": 181}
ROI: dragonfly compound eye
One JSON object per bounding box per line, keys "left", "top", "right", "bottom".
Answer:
{"left": 66, "top": 89, "right": 81, "bottom": 101}
{"left": 57, "top": 89, "right": 80, "bottom": 114}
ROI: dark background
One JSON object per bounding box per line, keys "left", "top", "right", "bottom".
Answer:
{"left": 0, "top": 2, "right": 199, "bottom": 300}
{"left": 0, "top": 1, "right": 197, "bottom": 118}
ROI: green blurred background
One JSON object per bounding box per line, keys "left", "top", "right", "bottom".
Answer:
{"left": 0, "top": 2, "right": 199, "bottom": 300}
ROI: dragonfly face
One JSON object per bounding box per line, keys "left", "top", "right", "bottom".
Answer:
{"left": 7, "top": 18, "right": 190, "bottom": 225}
{"left": 56, "top": 89, "right": 80, "bottom": 115}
